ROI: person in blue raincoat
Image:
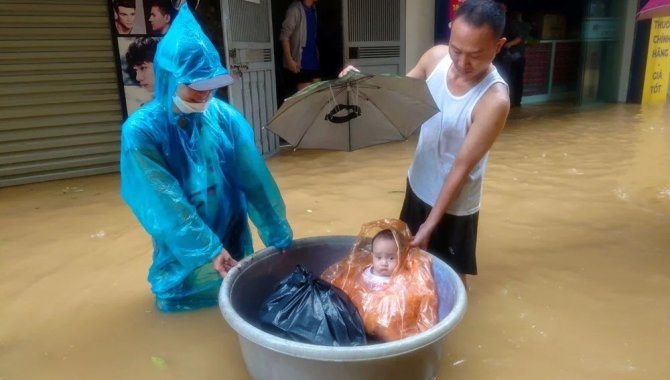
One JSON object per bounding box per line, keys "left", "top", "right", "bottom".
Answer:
{"left": 120, "top": 3, "right": 292, "bottom": 312}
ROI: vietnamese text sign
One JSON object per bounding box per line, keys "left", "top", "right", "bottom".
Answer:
{"left": 642, "top": 17, "right": 670, "bottom": 104}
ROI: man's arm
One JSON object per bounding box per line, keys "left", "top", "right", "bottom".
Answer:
{"left": 225, "top": 106, "right": 293, "bottom": 249}
{"left": 281, "top": 39, "right": 300, "bottom": 73}
{"left": 279, "top": 6, "right": 301, "bottom": 73}
{"left": 505, "top": 37, "right": 523, "bottom": 49}
{"left": 504, "top": 21, "right": 526, "bottom": 49}
{"left": 411, "top": 82, "right": 510, "bottom": 248}
{"left": 339, "top": 44, "right": 449, "bottom": 79}
{"left": 406, "top": 45, "right": 449, "bottom": 80}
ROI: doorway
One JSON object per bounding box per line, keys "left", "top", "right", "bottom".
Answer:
{"left": 577, "top": 0, "right": 631, "bottom": 105}
{"left": 271, "top": 0, "right": 344, "bottom": 106}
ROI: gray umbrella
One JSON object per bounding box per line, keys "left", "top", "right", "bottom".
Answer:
{"left": 266, "top": 72, "right": 439, "bottom": 151}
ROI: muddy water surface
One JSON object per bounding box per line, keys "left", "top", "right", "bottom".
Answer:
{"left": 1, "top": 103, "right": 669, "bottom": 379}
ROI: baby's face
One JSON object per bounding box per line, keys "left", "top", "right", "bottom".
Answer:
{"left": 371, "top": 238, "right": 398, "bottom": 277}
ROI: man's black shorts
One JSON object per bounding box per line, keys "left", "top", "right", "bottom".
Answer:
{"left": 399, "top": 180, "right": 479, "bottom": 275}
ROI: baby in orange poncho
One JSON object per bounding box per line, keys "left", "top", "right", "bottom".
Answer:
{"left": 322, "top": 219, "right": 438, "bottom": 342}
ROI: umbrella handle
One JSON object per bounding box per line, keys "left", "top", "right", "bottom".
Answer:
{"left": 325, "top": 104, "right": 362, "bottom": 124}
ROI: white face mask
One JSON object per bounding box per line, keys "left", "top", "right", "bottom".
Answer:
{"left": 173, "top": 95, "right": 211, "bottom": 113}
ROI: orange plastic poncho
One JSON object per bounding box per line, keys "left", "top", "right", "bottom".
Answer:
{"left": 322, "top": 219, "right": 438, "bottom": 342}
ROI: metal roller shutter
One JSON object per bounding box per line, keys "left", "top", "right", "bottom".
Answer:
{"left": 0, "top": 0, "right": 122, "bottom": 187}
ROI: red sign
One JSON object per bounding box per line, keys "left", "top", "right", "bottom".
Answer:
{"left": 449, "top": 0, "right": 467, "bottom": 20}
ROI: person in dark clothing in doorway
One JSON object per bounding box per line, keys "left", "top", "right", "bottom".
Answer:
{"left": 280, "top": 0, "right": 320, "bottom": 93}
{"left": 495, "top": 3, "right": 530, "bottom": 107}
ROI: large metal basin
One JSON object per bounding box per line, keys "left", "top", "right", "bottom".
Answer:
{"left": 219, "top": 236, "right": 467, "bottom": 380}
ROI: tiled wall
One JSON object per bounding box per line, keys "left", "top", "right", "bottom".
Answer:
{"left": 523, "top": 41, "right": 581, "bottom": 97}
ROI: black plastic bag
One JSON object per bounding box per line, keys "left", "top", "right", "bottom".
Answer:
{"left": 259, "top": 265, "right": 367, "bottom": 346}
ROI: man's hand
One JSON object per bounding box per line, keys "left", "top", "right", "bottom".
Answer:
{"left": 287, "top": 59, "right": 301, "bottom": 74}
{"left": 212, "top": 248, "right": 238, "bottom": 277}
{"left": 505, "top": 37, "right": 522, "bottom": 49}
{"left": 338, "top": 65, "right": 360, "bottom": 78}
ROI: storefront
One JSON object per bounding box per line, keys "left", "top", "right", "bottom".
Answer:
{"left": 435, "top": 0, "right": 639, "bottom": 106}
{"left": 0, "top": 0, "right": 123, "bottom": 188}
{"left": 8, "top": 1, "right": 644, "bottom": 188}
{"left": 0, "top": 0, "right": 424, "bottom": 187}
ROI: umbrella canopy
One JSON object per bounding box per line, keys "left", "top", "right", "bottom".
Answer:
{"left": 267, "top": 72, "right": 439, "bottom": 151}
{"left": 638, "top": 0, "right": 670, "bottom": 20}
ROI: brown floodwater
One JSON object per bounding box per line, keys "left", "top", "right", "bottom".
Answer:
{"left": 1, "top": 103, "right": 669, "bottom": 380}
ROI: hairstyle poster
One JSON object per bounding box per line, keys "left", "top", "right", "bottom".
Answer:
{"left": 108, "top": 0, "right": 179, "bottom": 118}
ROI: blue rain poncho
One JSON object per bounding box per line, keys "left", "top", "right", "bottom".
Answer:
{"left": 120, "top": 4, "right": 292, "bottom": 312}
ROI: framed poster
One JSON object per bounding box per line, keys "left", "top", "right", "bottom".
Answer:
{"left": 117, "top": 36, "right": 160, "bottom": 115}
{"left": 108, "top": 0, "right": 179, "bottom": 119}
{"left": 109, "top": 0, "right": 226, "bottom": 118}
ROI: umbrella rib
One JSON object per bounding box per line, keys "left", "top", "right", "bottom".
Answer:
{"left": 272, "top": 76, "right": 376, "bottom": 121}
{"left": 274, "top": 78, "right": 376, "bottom": 123}
{"left": 271, "top": 80, "right": 352, "bottom": 120}
{"left": 294, "top": 86, "right": 348, "bottom": 148}
{"left": 360, "top": 91, "right": 415, "bottom": 139}
{"left": 270, "top": 96, "right": 307, "bottom": 121}
{"left": 275, "top": 74, "right": 435, "bottom": 150}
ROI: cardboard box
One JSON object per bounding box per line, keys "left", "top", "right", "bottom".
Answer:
{"left": 528, "top": 13, "right": 567, "bottom": 40}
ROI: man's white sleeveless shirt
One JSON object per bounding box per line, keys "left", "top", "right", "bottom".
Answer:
{"left": 408, "top": 53, "right": 507, "bottom": 216}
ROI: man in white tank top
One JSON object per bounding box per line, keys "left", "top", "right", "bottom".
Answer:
{"left": 341, "top": 0, "right": 510, "bottom": 288}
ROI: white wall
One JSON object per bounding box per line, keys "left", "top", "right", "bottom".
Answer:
{"left": 405, "top": 0, "right": 435, "bottom": 73}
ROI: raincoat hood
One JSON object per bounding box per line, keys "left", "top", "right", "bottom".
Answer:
{"left": 153, "top": 3, "right": 233, "bottom": 104}
{"left": 119, "top": 3, "right": 292, "bottom": 312}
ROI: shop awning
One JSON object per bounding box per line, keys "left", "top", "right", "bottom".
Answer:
{"left": 638, "top": 0, "right": 670, "bottom": 20}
